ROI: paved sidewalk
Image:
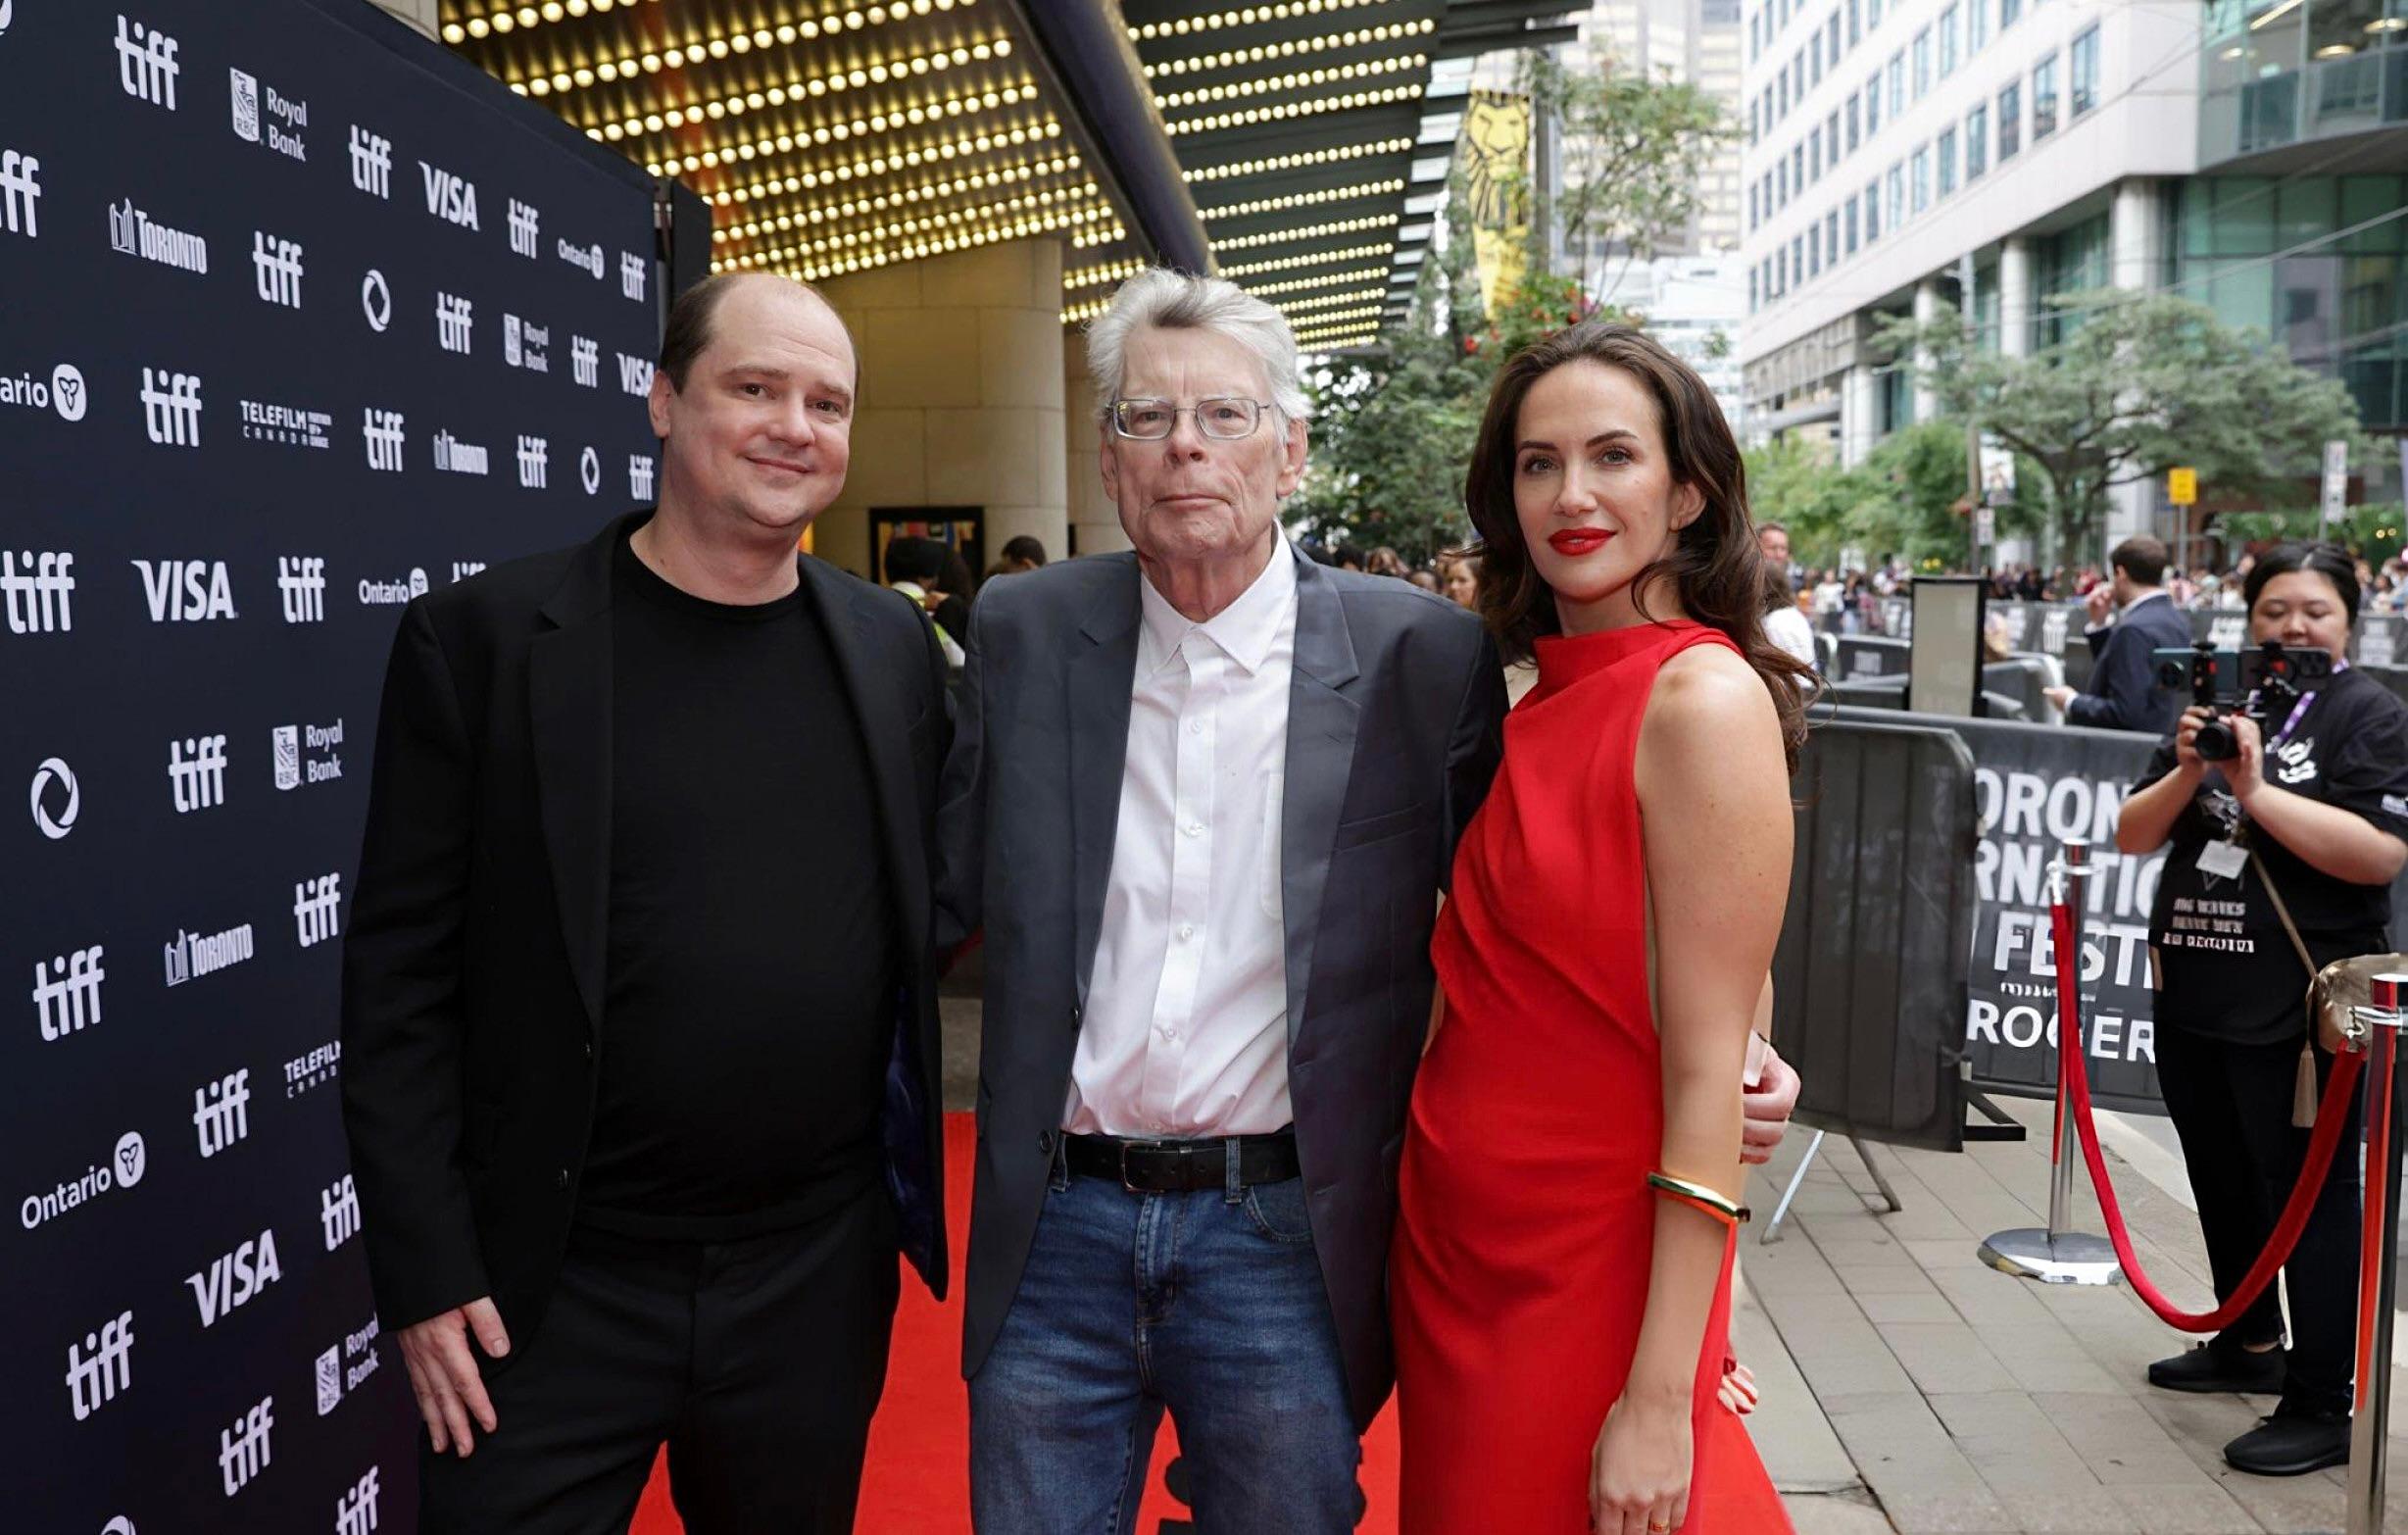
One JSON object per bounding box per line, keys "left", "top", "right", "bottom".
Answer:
{"left": 1741, "top": 1095, "right": 2407, "bottom": 1534}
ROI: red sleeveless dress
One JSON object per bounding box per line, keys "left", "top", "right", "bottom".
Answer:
{"left": 1391, "top": 619, "right": 1791, "bottom": 1533}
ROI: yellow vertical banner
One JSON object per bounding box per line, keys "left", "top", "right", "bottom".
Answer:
{"left": 1460, "top": 91, "right": 1531, "bottom": 316}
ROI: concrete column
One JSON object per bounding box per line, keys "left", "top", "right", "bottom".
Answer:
{"left": 370, "top": 0, "right": 438, "bottom": 38}
{"left": 1910, "top": 278, "right": 1943, "bottom": 426}
{"left": 813, "top": 240, "right": 1069, "bottom": 579}
{"left": 1997, "top": 236, "right": 2034, "bottom": 358}
{"left": 1841, "top": 363, "right": 1880, "bottom": 468}
{"left": 1064, "top": 333, "right": 1131, "bottom": 557}
{"left": 2110, "top": 177, "right": 2166, "bottom": 294}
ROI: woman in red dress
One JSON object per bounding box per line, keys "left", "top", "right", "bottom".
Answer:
{"left": 1392, "top": 322, "right": 1809, "bottom": 1535}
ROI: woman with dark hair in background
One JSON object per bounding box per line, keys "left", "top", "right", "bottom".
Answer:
{"left": 1392, "top": 321, "right": 1807, "bottom": 1534}
{"left": 2118, "top": 541, "right": 2408, "bottom": 1476}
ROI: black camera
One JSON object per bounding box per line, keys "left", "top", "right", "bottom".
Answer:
{"left": 2151, "top": 640, "right": 2334, "bottom": 762}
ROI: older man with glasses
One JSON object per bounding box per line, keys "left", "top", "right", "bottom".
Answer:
{"left": 937, "top": 270, "right": 1797, "bottom": 1533}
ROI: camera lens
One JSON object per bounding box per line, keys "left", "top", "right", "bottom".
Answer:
{"left": 2196, "top": 718, "right": 2239, "bottom": 762}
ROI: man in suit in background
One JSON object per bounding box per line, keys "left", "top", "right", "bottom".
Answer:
{"left": 342, "top": 272, "right": 948, "bottom": 1534}
{"left": 2045, "top": 535, "right": 2194, "bottom": 734}
{"left": 940, "top": 270, "right": 1800, "bottom": 1532}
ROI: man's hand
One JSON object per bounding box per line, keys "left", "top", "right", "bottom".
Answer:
{"left": 2085, "top": 584, "right": 2115, "bottom": 626}
{"left": 2043, "top": 684, "right": 2078, "bottom": 716}
{"left": 398, "top": 1298, "right": 511, "bottom": 1457}
{"left": 1741, "top": 1043, "right": 1800, "bottom": 1166}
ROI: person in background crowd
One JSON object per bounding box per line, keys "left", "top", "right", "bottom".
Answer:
{"left": 1761, "top": 557, "right": 1819, "bottom": 672}
{"left": 991, "top": 534, "right": 1049, "bottom": 580}
{"left": 2117, "top": 541, "right": 2408, "bottom": 1477}
{"left": 342, "top": 272, "right": 950, "bottom": 1532}
{"left": 1441, "top": 553, "right": 1482, "bottom": 611}
{"left": 1366, "top": 545, "right": 1410, "bottom": 578}
{"left": 2042, "top": 536, "right": 2194, "bottom": 733}
{"left": 1334, "top": 542, "right": 1369, "bottom": 571}
{"left": 2015, "top": 565, "right": 2044, "bottom": 602}
{"left": 1407, "top": 568, "right": 1442, "bottom": 594}
{"left": 1393, "top": 321, "right": 1803, "bottom": 1534}
{"left": 1810, "top": 569, "right": 1845, "bottom": 632}
{"left": 1754, "top": 520, "right": 1794, "bottom": 586}
{"left": 885, "top": 536, "right": 968, "bottom": 668}
{"left": 2168, "top": 566, "right": 2199, "bottom": 608}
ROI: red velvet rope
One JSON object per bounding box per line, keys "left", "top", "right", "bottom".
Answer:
{"left": 2051, "top": 899, "right": 2363, "bottom": 1332}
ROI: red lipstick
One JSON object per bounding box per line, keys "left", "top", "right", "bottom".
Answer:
{"left": 1548, "top": 528, "right": 1613, "bottom": 556}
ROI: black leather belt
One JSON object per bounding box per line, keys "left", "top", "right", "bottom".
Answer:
{"left": 1062, "top": 1131, "right": 1300, "bottom": 1192}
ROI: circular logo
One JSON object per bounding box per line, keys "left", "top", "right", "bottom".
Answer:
{"left": 114, "top": 1132, "right": 145, "bottom": 1189}
{"left": 409, "top": 568, "right": 429, "bottom": 597}
{"left": 49, "top": 364, "right": 86, "bottom": 422}
{"left": 30, "top": 757, "right": 77, "bottom": 839}
{"left": 579, "top": 445, "right": 601, "bottom": 496}
{"left": 361, "top": 270, "right": 391, "bottom": 333}
{"left": 104, "top": 1520, "right": 137, "bottom": 1535}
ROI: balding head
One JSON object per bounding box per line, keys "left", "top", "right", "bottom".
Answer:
{"left": 660, "top": 272, "right": 855, "bottom": 393}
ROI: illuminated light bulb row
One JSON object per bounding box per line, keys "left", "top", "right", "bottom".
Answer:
{"left": 725, "top": 198, "right": 1111, "bottom": 269}
{"left": 1128, "top": 0, "right": 1395, "bottom": 42}
{"left": 702, "top": 124, "right": 1064, "bottom": 201}
{"left": 1143, "top": 20, "right": 1433, "bottom": 77}
{"left": 1166, "top": 84, "right": 1422, "bottom": 137}
{"left": 588, "top": 40, "right": 1010, "bottom": 134}
{"left": 1293, "top": 314, "right": 1380, "bottom": 337}
{"left": 1295, "top": 329, "right": 1379, "bottom": 352}
{"left": 714, "top": 179, "right": 1102, "bottom": 245}
{"left": 712, "top": 152, "right": 1079, "bottom": 217}
{"left": 447, "top": 0, "right": 958, "bottom": 44}
{"left": 1219, "top": 241, "right": 1392, "bottom": 278}
{"left": 629, "top": 86, "right": 1041, "bottom": 173}
{"left": 1240, "top": 265, "right": 1390, "bottom": 299}
{"left": 1068, "top": 222, "right": 1129, "bottom": 249}
{"left": 1063, "top": 256, "right": 1151, "bottom": 291}
{"left": 731, "top": 209, "right": 1102, "bottom": 277}
{"left": 522, "top": 32, "right": 1006, "bottom": 104}
{"left": 1211, "top": 214, "right": 1390, "bottom": 253}
{"left": 1272, "top": 286, "right": 1387, "bottom": 317}
{"left": 604, "top": 77, "right": 1035, "bottom": 154}
{"left": 1199, "top": 177, "right": 1404, "bottom": 221}
{"left": 1287, "top": 305, "right": 1382, "bottom": 328}
{"left": 1154, "top": 54, "right": 1424, "bottom": 111}
{"left": 1184, "top": 136, "right": 1411, "bottom": 182}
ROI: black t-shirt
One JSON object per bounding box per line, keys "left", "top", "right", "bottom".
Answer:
{"left": 576, "top": 528, "right": 898, "bottom": 1239}
{"left": 2141, "top": 665, "right": 2408, "bottom": 1044}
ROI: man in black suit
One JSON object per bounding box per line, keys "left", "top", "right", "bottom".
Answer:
{"left": 340, "top": 272, "right": 949, "bottom": 1533}
{"left": 2044, "top": 535, "right": 2194, "bottom": 734}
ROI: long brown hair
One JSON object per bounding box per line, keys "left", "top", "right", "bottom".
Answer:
{"left": 1461, "top": 320, "right": 1811, "bottom": 769}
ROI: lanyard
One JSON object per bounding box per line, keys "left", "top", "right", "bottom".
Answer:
{"left": 2264, "top": 660, "right": 2345, "bottom": 753}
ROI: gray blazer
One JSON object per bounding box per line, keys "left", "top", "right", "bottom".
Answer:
{"left": 938, "top": 546, "right": 1507, "bottom": 1427}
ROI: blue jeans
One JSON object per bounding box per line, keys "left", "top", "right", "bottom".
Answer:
{"left": 968, "top": 1153, "right": 1364, "bottom": 1534}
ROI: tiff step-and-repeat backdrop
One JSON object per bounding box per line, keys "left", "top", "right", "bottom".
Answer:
{"left": 1, "top": 0, "right": 669, "bottom": 1526}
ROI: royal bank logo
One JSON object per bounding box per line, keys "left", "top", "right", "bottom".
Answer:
{"left": 435, "top": 291, "right": 472, "bottom": 355}
{"left": 226, "top": 66, "right": 256, "bottom": 139}
{"left": 557, "top": 237, "right": 603, "bottom": 278}
{"left": 109, "top": 198, "right": 206, "bottom": 273}
{"left": 315, "top": 1315, "right": 380, "bottom": 1418}
{"left": 30, "top": 757, "right": 77, "bottom": 839}
{"left": 363, "top": 408, "right": 405, "bottom": 472}
{"left": 570, "top": 334, "right": 599, "bottom": 388}
{"left": 294, "top": 872, "right": 342, "bottom": 947}
{"left": 134, "top": 558, "right": 234, "bottom": 620}
{"left": 319, "top": 1173, "right": 361, "bottom": 1251}
{"left": 230, "top": 69, "right": 306, "bottom": 161}
{"left": 21, "top": 1132, "right": 144, "bottom": 1233}
{"left": 0, "top": 147, "right": 38, "bottom": 238}
{"left": 187, "top": 1226, "right": 280, "bottom": 1328}
{"left": 192, "top": 1068, "right": 251, "bottom": 1158}
{"left": 218, "top": 1396, "right": 273, "bottom": 1496}
{"left": 516, "top": 434, "right": 548, "bottom": 489}
{"left": 115, "top": 14, "right": 178, "bottom": 110}
{"left": 502, "top": 313, "right": 550, "bottom": 373}
{"left": 418, "top": 159, "right": 479, "bottom": 229}
{"left": 508, "top": 197, "right": 538, "bottom": 257}
{"left": 629, "top": 454, "right": 656, "bottom": 501}
{"left": 139, "top": 366, "right": 202, "bottom": 446}
{"left": 3, "top": 550, "right": 74, "bottom": 633}
{"left": 271, "top": 718, "right": 342, "bottom": 790}
{"left": 239, "top": 399, "right": 331, "bottom": 450}
{"left": 431, "top": 428, "right": 489, "bottom": 476}
{"left": 620, "top": 249, "right": 647, "bottom": 301}
{"left": 348, "top": 124, "right": 391, "bottom": 199}
{"left": 278, "top": 556, "right": 326, "bottom": 621}
{"left": 357, "top": 569, "right": 426, "bottom": 607}
{"left": 168, "top": 734, "right": 228, "bottom": 813}
{"left": 65, "top": 1311, "right": 133, "bottom": 1422}
{"left": 615, "top": 351, "right": 654, "bottom": 396}
{"left": 251, "top": 231, "right": 303, "bottom": 308}
{"left": 2, "top": 361, "right": 84, "bottom": 421}
{"left": 32, "top": 945, "right": 104, "bottom": 1042}
{"left": 360, "top": 269, "right": 391, "bottom": 332}
{"left": 336, "top": 1466, "right": 380, "bottom": 1534}
{"left": 164, "top": 922, "right": 254, "bottom": 987}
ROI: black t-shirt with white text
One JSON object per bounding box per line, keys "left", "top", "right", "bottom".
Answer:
{"left": 2140, "top": 666, "right": 2408, "bottom": 1044}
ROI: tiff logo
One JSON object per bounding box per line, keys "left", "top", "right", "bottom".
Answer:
{"left": 193, "top": 1067, "right": 252, "bottom": 1158}
{"left": 169, "top": 734, "right": 228, "bottom": 813}
{"left": 294, "top": 872, "right": 342, "bottom": 948}
{"left": 140, "top": 367, "right": 202, "bottom": 447}
{"left": 115, "top": 14, "right": 178, "bottom": 110}
{"left": 435, "top": 292, "right": 471, "bottom": 354}
{"left": 570, "top": 335, "right": 599, "bottom": 388}
{"left": 451, "top": 562, "right": 486, "bottom": 583}
{"left": 336, "top": 1466, "right": 381, "bottom": 1534}
{"left": 508, "top": 198, "right": 538, "bottom": 258}
{"left": 219, "top": 1396, "right": 273, "bottom": 1497}
{"left": 620, "top": 249, "right": 647, "bottom": 301}
{"left": 278, "top": 556, "right": 326, "bottom": 621}
{"left": 251, "top": 231, "right": 303, "bottom": 308}
{"left": 363, "top": 408, "right": 405, "bottom": 472}
{"left": 629, "top": 454, "right": 656, "bottom": 501}
{"left": 320, "top": 1174, "right": 361, "bottom": 1251}
{"left": 32, "top": 946, "right": 105, "bottom": 1042}
{"left": 348, "top": 124, "right": 390, "bottom": 198}
{"left": 615, "top": 351, "right": 654, "bottom": 396}
{"left": 516, "top": 434, "right": 548, "bottom": 489}
{"left": 65, "top": 1311, "right": 133, "bottom": 1421}
{"left": 1, "top": 148, "right": 40, "bottom": 237}
{"left": 2, "top": 550, "right": 74, "bottom": 632}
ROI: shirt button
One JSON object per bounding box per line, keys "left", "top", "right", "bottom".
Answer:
{"left": 1038, "top": 1130, "right": 1057, "bottom": 1154}
{"left": 555, "top": 1168, "right": 570, "bottom": 1191}
{"left": 1178, "top": 923, "right": 1195, "bottom": 940}
{"left": 1159, "top": 1024, "right": 1178, "bottom": 1041}
{"left": 1189, "top": 721, "right": 1203, "bottom": 735}
{"left": 1183, "top": 822, "right": 1203, "bottom": 837}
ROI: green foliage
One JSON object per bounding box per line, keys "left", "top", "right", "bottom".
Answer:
{"left": 1743, "top": 422, "right": 2044, "bottom": 570}
{"left": 2217, "top": 503, "right": 2405, "bottom": 567}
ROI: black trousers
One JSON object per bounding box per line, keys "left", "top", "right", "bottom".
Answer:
{"left": 2154, "top": 1024, "right": 2361, "bottom": 1414}
{"left": 418, "top": 1184, "right": 901, "bottom": 1534}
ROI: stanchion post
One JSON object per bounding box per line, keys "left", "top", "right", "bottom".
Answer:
{"left": 2044, "top": 841, "right": 2089, "bottom": 1243}
{"left": 2347, "top": 973, "right": 2408, "bottom": 1535}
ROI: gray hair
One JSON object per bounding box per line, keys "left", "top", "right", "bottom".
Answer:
{"left": 1085, "top": 269, "right": 1310, "bottom": 423}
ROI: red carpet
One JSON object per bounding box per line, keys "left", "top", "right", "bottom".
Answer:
{"left": 631, "top": 1114, "right": 1402, "bottom": 1533}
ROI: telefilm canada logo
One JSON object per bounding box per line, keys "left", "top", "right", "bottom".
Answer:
{"left": 282, "top": 1039, "right": 339, "bottom": 1099}
{"left": 271, "top": 718, "right": 343, "bottom": 790}
{"left": 21, "top": 1131, "right": 144, "bottom": 1233}
{"left": 239, "top": 398, "right": 331, "bottom": 450}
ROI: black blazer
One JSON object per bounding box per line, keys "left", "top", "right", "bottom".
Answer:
{"left": 2067, "top": 592, "right": 2194, "bottom": 734}
{"left": 340, "top": 511, "right": 951, "bottom": 1343}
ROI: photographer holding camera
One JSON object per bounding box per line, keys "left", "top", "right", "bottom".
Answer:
{"left": 2116, "top": 541, "right": 2408, "bottom": 1476}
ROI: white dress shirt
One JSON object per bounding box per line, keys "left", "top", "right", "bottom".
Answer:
{"left": 1066, "top": 541, "right": 1298, "bottom": 1138}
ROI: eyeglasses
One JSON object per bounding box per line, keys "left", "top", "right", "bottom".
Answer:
{"left": 1106, "top": 397, "right": 1275, "bottom": 441}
